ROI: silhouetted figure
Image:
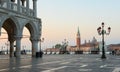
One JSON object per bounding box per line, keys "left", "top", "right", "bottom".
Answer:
{"left": 39, "top": 51, "right": 43, "bottom": 57}
{"left": 14, "top": 51, "right": 16, "bottom": 57}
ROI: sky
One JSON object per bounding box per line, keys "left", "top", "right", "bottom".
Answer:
{"left": 37, "top": 0, "right": 120, "bottom": 48}
{"left": 0, "top": 0, "right": 120, "bottom": 50}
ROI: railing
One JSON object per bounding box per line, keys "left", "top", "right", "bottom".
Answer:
{"left": 0, "top": 1, "right": 34, "bottom": 17}
{"left": 11, "top": 2, "right": 17, "bottom": 11}
{"left": 29, "top": 9, "right": 34, "bottom": 17}
{"left": 20, "top": 5, "right": 27, "bottom": 14}
{"left": 0, "top": 2, "right": 7, "bottom": 8}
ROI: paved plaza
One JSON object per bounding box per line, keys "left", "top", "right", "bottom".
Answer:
{"left": 0, "top": 54, "right": 120, "bottom": 72}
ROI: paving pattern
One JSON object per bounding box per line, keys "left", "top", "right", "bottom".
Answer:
{"left": 0, "top": 54, "right": 120, "bottom": 72}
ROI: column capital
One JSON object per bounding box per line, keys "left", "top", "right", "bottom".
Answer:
{"left": 30, "top": 37, "right": 40, "bottom": 42}
{"left": 14, "top": 36, "right": 22, "bottom": 40}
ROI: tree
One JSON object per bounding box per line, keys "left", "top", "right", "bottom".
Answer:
{"left": 55, "top": 44, "right": 62, "bottom": 49}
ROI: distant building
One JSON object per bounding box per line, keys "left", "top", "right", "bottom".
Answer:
{"left": 44, "top": 27, "right": 100, "bottom": 54}
{"left": 107, "top": 44, "right": 120, "bottom": 55}
{"left": 67, "top": 27, "right": 99, "bottom": 53}
{"left": 67, "top": 37, "right": 99, "bottom": 53}
{"left": 108, "top": 44, "right": 120, "bottom": 51}
{"left": 44, "top": 48, "right": 60, "bottom": 54}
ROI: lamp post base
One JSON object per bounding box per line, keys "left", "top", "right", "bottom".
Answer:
{"left": 36, "top": 51, "right": 43, "bottom": 58}
{"left": 101, "top": 54, "right": 106, "bottom": 59}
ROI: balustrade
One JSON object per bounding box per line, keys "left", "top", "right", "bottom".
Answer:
{"left": 0, "top": 1, "right": 34, "bottom": 17}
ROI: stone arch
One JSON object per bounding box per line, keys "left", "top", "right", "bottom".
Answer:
{"left": 0, "top": 16, "right": 20, "bottom": 57}
{"left": 0, "top": 16, "right": 20, "bottom": 36}
{"left": 1, "top": 16, "right": 20, "bottom": 41}
{"left": 22, "top": 20, "right": 40, "bottom": 57}
{"left": 22, "top": 20, "right": 38, "bottom": 39}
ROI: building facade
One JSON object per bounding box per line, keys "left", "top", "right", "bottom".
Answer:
{"left": 67, "top": 28, "right": 99, "bottom": 53}
{"left": 108, "top": 44, "right": 120, "bottom": 55}
{"left": 0, "top": 0, "right": 42, "bottom": 57}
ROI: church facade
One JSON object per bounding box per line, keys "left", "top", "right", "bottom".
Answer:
{"left": 67, "top": 27, "right": 99, "bottom": 54}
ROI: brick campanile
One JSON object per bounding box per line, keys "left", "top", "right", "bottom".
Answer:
{"left": 76, "top": 27, "right": 81, "bottom": 49}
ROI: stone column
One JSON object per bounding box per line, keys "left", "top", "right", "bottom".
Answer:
{"left": 31, "top": 38, "right": 39, "bottom": 57}
{"left": 0, "top": 27, "right": 1, "bottom": 36}
{"left": 9, "top": 40, "right": 14, "bottom": 57}
{"left": 11, "top": 0, "right": 15, "bottom": 10}
{"left": 26, "top": 0, "right": 29, "bottom": 15}
{"left": 33, "top": 0, "right": 37, "bottom": 17}
{"left": 17, "top": 0, "right": 20, "bottom": 12}
{"left": 7, "top": 0, "right": 11, "bottom": 9}
{"left": 15, "top": 36, "right": 22, "bottom": 58}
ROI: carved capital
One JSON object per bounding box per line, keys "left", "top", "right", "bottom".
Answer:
{"left": 14, "top": 36, "right": 22, "bottom": 40}
{"left": 30, "top": 37, "right": 39, "bottom": 42}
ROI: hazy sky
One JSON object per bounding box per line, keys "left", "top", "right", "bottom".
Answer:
{"left": 36, "top": 0, "right": 120, "bottom": 48}
{"left": 1, "top": 0, "right": 120, "bottom": 50}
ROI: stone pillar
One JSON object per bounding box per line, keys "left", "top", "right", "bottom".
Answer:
{"left": 7, "top": 0, "right": 11, "bottom": 9}
{"left": 15, "top": 36, "right": 21, "bottom": 58}
{"left": 9, "top": 41, "right": 14, "bottom": 57}
{"left": 11, "top": 0, "right": 15, "bottom": 10}
{"left": 31, "top": 38, "right": 39, "bottom": 57}
{"left": 26, "top": 0, "right": 29, "bottom": 15}
{"left": 17, "top": 0, "right": 20, "bottom": 12}
{"left": 33, "top": 0, "right": 37, "bottom": 17}
{"left": 0, "top": 27, "right": 1, "bottom": 36}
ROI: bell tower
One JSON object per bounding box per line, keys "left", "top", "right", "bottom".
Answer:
{"left": 76, "top": 27, "right": 81, "bottom": 49}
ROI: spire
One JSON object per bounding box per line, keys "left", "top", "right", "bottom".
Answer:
{"left": 77, "top": 27, "right": 80, "bottom": 37}
{"left": 76, "top": 26, "right": 81, "bottom": 48}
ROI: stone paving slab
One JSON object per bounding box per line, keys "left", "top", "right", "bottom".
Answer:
{"left": 0, "top": 54, "right": 120, "bottom": 72}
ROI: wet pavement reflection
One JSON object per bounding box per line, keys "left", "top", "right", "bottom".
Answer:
{"left": 0, "top": 55, "right": 120, "bottom": 72}
{"left": 1, "top": 57, "right": 44, "bottom": 72}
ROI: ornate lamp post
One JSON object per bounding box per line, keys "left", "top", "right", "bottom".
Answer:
{"left": 40, "top": 38, "right": 44, "bottom": 51}
{"left": 97, "top": 22, "right": 111, "bottom": 59}
{"left": 5, "top": 41, "right": 9, "bottom": 54}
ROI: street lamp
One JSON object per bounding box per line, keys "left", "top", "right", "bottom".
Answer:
{"left": 97, "top": 22, "right": 111, "bottom": 59}
{"left": 40, "top": 38, "right": 44, "bottom": 51}
{"left": 5, "top": 41, "right": 9, "bottom": 54}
